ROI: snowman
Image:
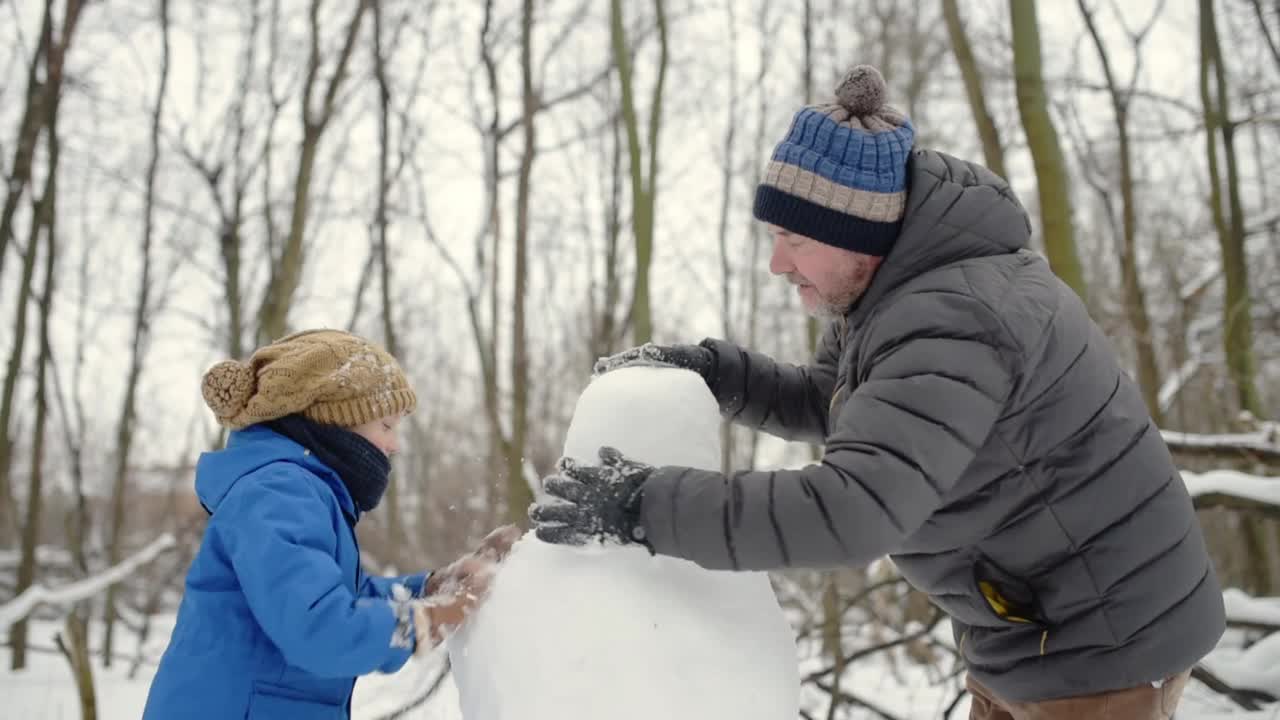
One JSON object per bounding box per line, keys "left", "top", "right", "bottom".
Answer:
{"left": 447, "top": 365, "right": 800, "bottom": 719}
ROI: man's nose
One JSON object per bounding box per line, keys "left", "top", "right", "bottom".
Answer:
{"left": 769, "top": 238, "right": 792, "bottom": 275}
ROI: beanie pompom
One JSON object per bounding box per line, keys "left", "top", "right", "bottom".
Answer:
{"left": 834, "top": 64, "right": 886, "bottom": 116}
{"left": 202, "top": 360, "right": 256, "bottom": 420}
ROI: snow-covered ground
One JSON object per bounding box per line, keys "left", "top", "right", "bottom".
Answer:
{"left": 3, "top": 606, "right": 1277, "bottom": 719}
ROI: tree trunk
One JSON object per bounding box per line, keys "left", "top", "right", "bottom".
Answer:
{"left": 1078, "top": 0, "right": 1163, "bottom": 424}
{"left": 0, "top": 0, "right": 84, "bottom": 551}
{"left": 1249, "top": 0, "right": 1280, "bottom": 74}
{"left": 801, "top": 0, "right": 822, "bottom": 459}
{"left": 611, "top": 0, "right": 668, "bottom": 345}
{"left": 370, "top": 0, "right": 406, "bottom": 552}
{"left": 0, "top": 0, "right": 82, "bottom": 278}
{"left": 821, "top": 576, "right": 846, "bottom": 720}
{"left": 57, "top": 607, "right": 97, "bottom": 720}
{"left": 102, "top": 0, "right": 169, "bottom": 666}
{"left": 257, "top": 0, "right": 370, "bottom": 345}
{"left": 58, "top": 280, "right": 98, "bottom": 717}
{"left": 472, "top": 0, "right": 508, "bottom": 525}
{"left": 12, "top": 151, "right": 58, "bottom": 670}
{"left": 507, "top": 0, "right": 538, "bottom": 524}
{"left": 717, "top": 0, "right": 739, "bottom": 475}
{"left": 594, "top": 83, "right": 624, "bottom": 364}
{"left": 0, "top": 3, "right": 53, "bottom": 282}
{"left": 942, "top": 0, "right": 1008, "bottom": 180}
{"left": 201, "top": 0, "right": 276, "bottom": 360}
{"left": 0, "top": 208, "right": 41, "bottom": 549}
{"left": 745, "top": 0, "right": 775, "bottom": 472}
{"left": 1009, "top": 0, "right": 1089, "bottom": 300}
{"left": 1199, "top": 0, "right": 1262, "bottom": 417}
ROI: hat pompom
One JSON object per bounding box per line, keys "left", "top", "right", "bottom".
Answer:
{"left": 834, "top": 64, "right": 886, "bottom": 116}
{"left": 202, "top": 360, "right": 256, "bottom": 420}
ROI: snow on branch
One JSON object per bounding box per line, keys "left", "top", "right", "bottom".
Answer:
{"left": 1184, "top": 470, "right": 1280, "bottom": 520}
{"left": 0, "top": 533, "right": 176, "bottom": 629}
{"left": 1222, "top": 588, "right": 1280, "bottom": 631}
{"left": 1200, "top": 631, "right": 1280, "bottom": 700}
{"left": 1163, "top": 424, "right": 1280, "bottom": 465}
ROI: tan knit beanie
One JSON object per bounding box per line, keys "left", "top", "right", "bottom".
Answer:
{"left": 201, "top": 329, "right": 417, "bottom": 429}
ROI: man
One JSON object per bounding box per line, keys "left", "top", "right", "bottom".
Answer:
{"left": 530, "top": 64, "right": 1225, "bottom": 719}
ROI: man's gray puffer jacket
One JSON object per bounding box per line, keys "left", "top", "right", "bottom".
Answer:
{"left": 638, "top": 149, "right": 1225, "bottom": 702}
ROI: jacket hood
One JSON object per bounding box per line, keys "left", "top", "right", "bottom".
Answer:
{"left": 849, "top": 149, "right": 1032, "bottom": 324}
{"left": 195, "top": 424, "right": 357, "bottom": 518}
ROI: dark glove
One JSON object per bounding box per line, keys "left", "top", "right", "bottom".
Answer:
{"left": 592, "top": 342, "right": 715, "bottom": 384}
{"left": 529, "top": 446, "right": 654, "bottom": 547}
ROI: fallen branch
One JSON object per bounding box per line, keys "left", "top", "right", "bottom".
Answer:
{"left": 803, "top": 610, "right": 945, "bottom": 683}
{"left": 371, "top": 657, "right": 452, "bottom": 720}
{"left": 1222, "top": 588, "right": 1280, "bottom": 632}
{"left": 812, "top": 678, "right": 904, "bottom": 720}
{"left": 1185, "top": 470, "right": 1280, "bottom": 520}
{"left": 942, "top": 686, "right": 969, "bottom": 719}
{"left": 1163, "top": 428, "right": 1280, "bottom": 465}
{"left": 1192, "top": 663, "right": 1277, "bottom": 711}
{"left": 0, "top": 533, "right": 176, "bottom": 629}
{"left": 1193, "top": 492, "right": 1280, "bottom": 521}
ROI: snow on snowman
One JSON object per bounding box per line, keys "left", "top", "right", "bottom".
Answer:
{"left": 446, "top": 361, "right": 800, "bottom": 720}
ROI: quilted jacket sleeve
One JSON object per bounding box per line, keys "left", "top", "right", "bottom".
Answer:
{"left": 700, "top": 318, "right": 843, "bottom": 446}
{"left": 642, "top": 290, "right": 1015, "bottom": 570}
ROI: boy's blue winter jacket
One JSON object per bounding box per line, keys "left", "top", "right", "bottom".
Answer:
{"left": 142, "top": 425, "right": 427, "bottom": 719}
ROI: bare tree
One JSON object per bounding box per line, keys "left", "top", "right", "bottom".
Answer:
{"left": 611, "top": 0, "right": 668, "bottom": 345}
{"left": 102, "top": 0, "right": 170, "bottom": 667}
{"left": 0, "top": 0, "right": 85, "bottom": 551}
{"left": 0, "top": 205, "right": 40, "bottom": 550}
{"left": 48, "top": 208, "right": 100, "bottom": 719}
{"left": 587, "top": 76, "right": 627, "bottom": 366}
{"left": 1246, "top": 0, "right": 1280, "bottom": 73}
{"left": 1009, "top": 0, "right": 1089, "bottom": 300}
{"left": 1078, "top": 0, "right": 1165, "bottom": 423}
{"left": 11, "top": 114, "right": 59, "bottom": 670}
{"left": 0, "top": 0, "right": 84, "bottom": 281}
{"left": 715, "top": 0, "right": 740, "bottom": 475}
{"left": 942, "top": 0, "right": 1008, "bottom": 179}
{"left": 802, "top": 0, "right": 822, "bottom": 359}
{"left": 1199, "top": 0, "right": 1263, "bottom": 418}
{"left": 178, "top": 0, "right": 284, "bottom": 358}
{"left": 506, "top": 0, "right": 539, "bottom": 523}
{"left": 257, "top": 0, "right": 372, "bottom": 344}
{"left": 368, "top": 0, "right": 408, "bottom": 552}
{"left": 743, "top": 0, "right": 779, "bottom": 472}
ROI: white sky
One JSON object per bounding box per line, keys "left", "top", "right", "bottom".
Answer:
{"left": 0, "top": 0, "right": 1266, "bottom": 492}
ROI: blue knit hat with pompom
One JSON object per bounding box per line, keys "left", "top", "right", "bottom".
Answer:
{"left": 753, "top": 64, "right": 914, "bottom": 256}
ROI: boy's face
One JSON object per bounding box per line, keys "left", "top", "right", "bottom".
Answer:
{"left": 766, "top": 223, "right": 882, "bottom": 320}
{"left": 350, "top": 413, "right": 404, "bottom": 457}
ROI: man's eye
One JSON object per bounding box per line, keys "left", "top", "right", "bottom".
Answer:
{"left": 382, "top": 423, "right": 393, "bottom": 431}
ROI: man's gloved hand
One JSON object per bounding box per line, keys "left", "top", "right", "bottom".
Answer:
{"left": 414, "top": 524, "right": 522, "bottom": 652}
{"left": 529, "top": 446, "right": 654, "bottom": 547}
{"left": 593, "top": 342, "right": 714, "bottom": 384}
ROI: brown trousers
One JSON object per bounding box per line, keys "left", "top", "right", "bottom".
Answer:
{"left": 967, "top": 671, "right": 1192, "bottom": 720}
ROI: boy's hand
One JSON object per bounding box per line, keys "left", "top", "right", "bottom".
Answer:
{"left": 414, "top": 555, "right": 495, "bottom": 651}
{"left": 424, "top": 524, "right": 521, "bottom": 596}
{"left": 415, "top": 524, "right": 521, "bottom": 652}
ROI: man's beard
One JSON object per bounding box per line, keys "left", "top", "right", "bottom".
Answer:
{"left": 789, "top": 262, "right": 875, "bottom": 321}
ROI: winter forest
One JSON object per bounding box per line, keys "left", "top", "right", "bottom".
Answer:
{"left": 2, "top": 0, "right": 1280, "bottom": 717}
